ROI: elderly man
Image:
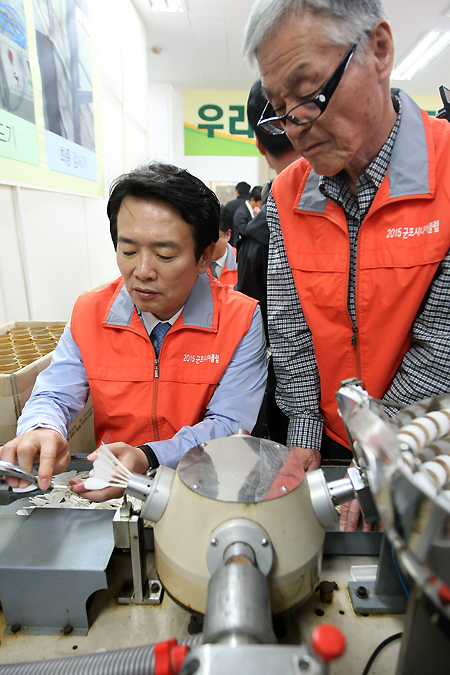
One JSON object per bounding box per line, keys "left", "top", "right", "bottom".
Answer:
{"left": 1, "top": 162, "right": 267, "bottom": 498}
{"left": 244, "top": 0, "right": 450, "bottom": 528}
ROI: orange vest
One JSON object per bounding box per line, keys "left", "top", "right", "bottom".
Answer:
{"left": 219, "top": 244, "right": 238, "bottom": 287}
{"left": 272, "top": 91, "right": 450, "bottom": 446}
{"left": 70, "top": 274, "right": 257, "bottom": 447}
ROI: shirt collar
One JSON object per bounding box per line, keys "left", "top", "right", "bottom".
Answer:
{"left": 139, "top": 307, "right": 183, "bottom": 337}
{"left": 245, "top": 200, "right": 254, "bottom": 218}
{"left": 213, "top": 249, "right": 227, "bottom": 270}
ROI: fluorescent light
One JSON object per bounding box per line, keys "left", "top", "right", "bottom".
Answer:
{"left": 392, "top": 31, "right": 450, "bottom": 80}
{"left": 148, "top": 0, "right": 184, "bottom": 11}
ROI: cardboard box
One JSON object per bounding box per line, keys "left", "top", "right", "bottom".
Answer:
{"left": 0, "top": 321, "right": 95, "bottom": 454}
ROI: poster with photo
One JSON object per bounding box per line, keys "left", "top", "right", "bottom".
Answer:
{"left": 0, "top": 0, "right": 103, "bottom": 196}
{"left": 0, "top": 0, "right": 39, "bottom": 165}
{"left": 33, "top": 0, "right": 96, "bottom": 180}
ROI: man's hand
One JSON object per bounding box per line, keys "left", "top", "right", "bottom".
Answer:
{"left": 339, "top": 499, "right": 372, "bottom": 532}
{"left": 0, "top": 429, "right": 70, "bottom": 490}
{"left": 289, "top": 446, "right": 321, "bottom": 472}
{"left": 70, "top": 442, "right": 150, "bottom": 502}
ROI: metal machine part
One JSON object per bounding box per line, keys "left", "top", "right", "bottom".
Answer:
{"left": 203, "top": 563, "right": 276, "bottom": 645}
{"left": 347, "top": 536, "right": 408, "bottom": 614}
{"left": 0, "top": 508, "right": 114, "bottom": 635}
{"left": 181, "top": 642, "right": 326, "bottom": 675}
{"left": 335, "top": 383, "right": 450, "bottom": 674}
{"left": 151, "top": 435, "right": 325, "bottom": 615}
{"left": 206, "top": 518, "right": 273, "bottom": 576}
{"left": 124, "top": 465, "right": 175, "bottom": 524}
{"left": 113, "top": 499, "right": 163, "bottom": 606}
{"left": 306, "top": 470, "right": 342, "bottom": 527}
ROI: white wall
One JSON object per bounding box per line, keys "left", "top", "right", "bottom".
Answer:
{"left": 0, "top": 0, "right": 149, "bottom": 324}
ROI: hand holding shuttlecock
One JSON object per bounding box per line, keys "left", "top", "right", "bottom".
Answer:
{"left": 73, "top": 444, "right": 157, "bottom": 505}
{"left": 83, "top": 444, "right": 133, "bottom": 491}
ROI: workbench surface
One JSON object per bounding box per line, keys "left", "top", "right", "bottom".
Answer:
{"left": 0, "top": 550, "right": 404, "bottom": 674}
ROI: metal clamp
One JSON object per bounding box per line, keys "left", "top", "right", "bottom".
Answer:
{"left": 206, "top": 519, "right": 273, "bottom": 576}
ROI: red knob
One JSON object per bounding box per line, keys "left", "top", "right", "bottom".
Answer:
{"left": 154, "top": 638, "right": 178, "bottom": 675}
{"left": 172, "top": 644, "right": 190, "bottom": 673}
{"left": 438, "top": 582, "right": 450, "bottom": 607}
{"left": 311, "top": 624, "right": 346, "bottom": 661}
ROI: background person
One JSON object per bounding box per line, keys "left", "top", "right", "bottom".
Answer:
{"left": 209, "top": 207, "right": 238, "bottom": 286}
{"left": 234, "top": 185, "right": 262, "bottom": 250}
{"left": 1, "top": 162, "right": 267, "bottom": 499}
{"left": 244, "top": 0, "right": 450, "bottom": 529}
{"left": 235, "top": 79, "right": 300, "bottom": 445}
{"left": 222, "top": 181, "right": 250, "bottom": 245}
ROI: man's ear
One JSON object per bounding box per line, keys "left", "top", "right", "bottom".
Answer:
{"left": 255, "top": 137, "right": 267, "bottom": 156}
{"left": 197, "top": 242, "right": 215, "bottom": 273}
{"left": 369, "top": 19, "right": 395, "bottom": 83}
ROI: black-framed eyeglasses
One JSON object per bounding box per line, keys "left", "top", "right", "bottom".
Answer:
{"left": 257, "top": 41, "right": 359, "bottom": 135}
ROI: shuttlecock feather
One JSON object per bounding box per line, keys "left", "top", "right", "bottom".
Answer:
{"left": 83, "top": 445, "right": 132, "bottom": 490}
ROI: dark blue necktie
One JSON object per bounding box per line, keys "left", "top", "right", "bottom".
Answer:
{"left": 209, "top": 261, "right": 219, "bottom": 279}
{"left": 151, "top": 322, "right": 171, "bottom": 357}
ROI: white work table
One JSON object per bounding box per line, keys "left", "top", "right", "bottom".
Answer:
{"left": 0, "top": 549, "right": 405, "bottom": 674}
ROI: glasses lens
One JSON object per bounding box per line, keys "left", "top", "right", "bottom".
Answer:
{"left": 260, "top": 118, "right": 286, "bottom": 134}
{"left": 292, "top": 101, "right": 322, "bottom": 124}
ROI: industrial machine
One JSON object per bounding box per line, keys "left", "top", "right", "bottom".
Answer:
{"left": 1, "top": 383, "right": 450, "bottom": 673}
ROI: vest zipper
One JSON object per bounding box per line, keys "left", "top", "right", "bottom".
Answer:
{"left": 152, "top": 358, "right": 160, "bottom": 441}
{"left": 351, "top": 324, "right": 358, "bottom": 346}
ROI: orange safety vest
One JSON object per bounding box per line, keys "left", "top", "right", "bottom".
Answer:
{"left": 70, "top": 274, "right": 257, "bottom": 447}
{"left": 271, "top": 90, "right": 450, "bottom": 446}
{"left": 218, "top": 244, "right": 238, "bottom": 287}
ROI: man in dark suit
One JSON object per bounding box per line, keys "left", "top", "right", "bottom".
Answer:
{"left": 222, "top": 181, "right": 250, "bottom": 245}
{"left": 234, "top": 185, "right": 262, "bottom": 249}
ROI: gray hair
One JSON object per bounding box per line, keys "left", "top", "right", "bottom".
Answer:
{"left": 243, "top": 0, "right": 388, "bottom": 65}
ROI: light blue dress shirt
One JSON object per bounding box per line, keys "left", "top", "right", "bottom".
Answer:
{"left": 17, "top": 283, "right": 267, "bottom": 469}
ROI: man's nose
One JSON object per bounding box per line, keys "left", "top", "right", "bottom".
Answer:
{"left": 285, "top": 117, "right": 312, "bottom": 144}
{"left": 135, "top": 252, "right": 156, "bottom": 279}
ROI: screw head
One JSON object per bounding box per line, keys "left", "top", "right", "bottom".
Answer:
{"left": 298, "top": 656, "right": 310, "bottom": 670}
{"left": 356, "top": 585, "right": 368, "bottom": 599}
{"left": 261, "top": 538, "right": 269, "bottom": 547}
{"left": 211, "top": 538, "right": 219, "bottom": 546}
{"left": 281, "top": 485, "right": 289, "bottom": 492}
{"left": 192, "top": 484, "right": 199, "bottom": 490}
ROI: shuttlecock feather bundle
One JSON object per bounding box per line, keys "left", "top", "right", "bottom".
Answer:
{"left": 83, "top": 445, "right": 132, "bottom": 491}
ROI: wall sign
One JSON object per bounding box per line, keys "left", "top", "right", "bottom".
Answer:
{"left": 183, "top": 90, "right": 259, "bottom": 157}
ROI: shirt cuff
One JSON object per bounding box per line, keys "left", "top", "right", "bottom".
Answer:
{"left": 286, "top": 417, "right": 323, "bottom": 451}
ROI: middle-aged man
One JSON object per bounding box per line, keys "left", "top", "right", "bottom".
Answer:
{"left": 243, "top": 0, "right": 450, "bottom": 528}
{"left": 1, "top": 162, "right": 267, "bottom": 497}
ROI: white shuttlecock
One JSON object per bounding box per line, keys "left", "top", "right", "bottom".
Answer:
{"left": 83, "top": 444, "right": 132, "bottom": 490}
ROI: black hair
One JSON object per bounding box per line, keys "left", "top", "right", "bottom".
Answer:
{"left": 218, "top": 206, "right": 230, "bottom": 234}
{"left": 235, "top": 181, "right": 251, "bottom": 195}
{"left": 247, "top": 80, "right": 295, "bottom": 159}
{"left": 107, "top": 161, "right": 220, "bottom": 262}
{"left": 250, "top": 185, "right": 262, "bottom": 201}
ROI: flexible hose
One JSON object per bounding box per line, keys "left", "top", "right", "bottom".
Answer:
{"left": 0, "top": 635, "right": 201, "bottom": 675}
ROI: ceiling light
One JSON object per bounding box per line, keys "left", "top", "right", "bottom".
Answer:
{"left": 391, "top": 31, "right": 450, "bottom": 80}
{"left": 148, "top": 0, "right": 184, "bottom": 12}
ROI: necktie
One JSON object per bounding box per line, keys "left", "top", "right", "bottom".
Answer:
{"left": 151, "top": 322, "right": 171, "bottom": 357}
{"left": 209, "top": 261, "right": 219, "bottom": 279}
